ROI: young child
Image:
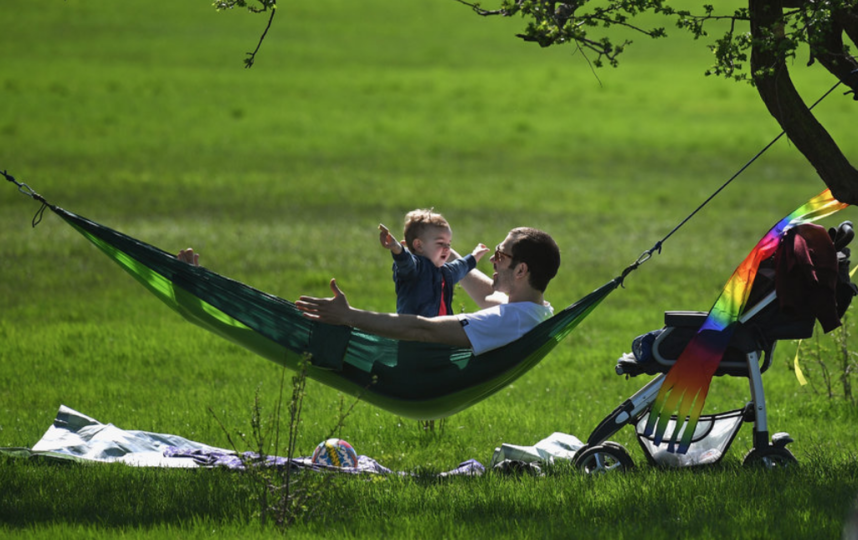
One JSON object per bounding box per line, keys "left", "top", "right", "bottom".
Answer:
{"left": 379, "top": 209, "right": 488, "bottom": 317}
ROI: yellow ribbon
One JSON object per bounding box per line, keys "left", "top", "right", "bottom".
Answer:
{"left": 793, "top": 340, "right": 808, "bottom": 386}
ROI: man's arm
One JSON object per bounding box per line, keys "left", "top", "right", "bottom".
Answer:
{"left": 458, "top": 271, "right": 507, "bottom": 309}
{"left": 450, "top": 248, "right": 506, "bottom": 309}
{"left": 296, "top": 279, "right": 472, "bottom": 348}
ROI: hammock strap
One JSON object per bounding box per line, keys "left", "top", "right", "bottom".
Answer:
{"left": 2, "top": 170, "right": 53, "bottom": 227}
{"left": 613, "top": 76, "right": 846, "bottom": 288}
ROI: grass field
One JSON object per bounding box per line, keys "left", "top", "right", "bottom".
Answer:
{"left": 2, "top": 1, "right": 858, "bottom": 538}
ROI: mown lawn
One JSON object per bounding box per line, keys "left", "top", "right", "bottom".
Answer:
{"left": 2, "top": 0, "right": 858, "bottom": 538}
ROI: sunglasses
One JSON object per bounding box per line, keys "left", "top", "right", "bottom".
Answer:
{"left": 493, "top": 245, "right": 514, "bottom": 261}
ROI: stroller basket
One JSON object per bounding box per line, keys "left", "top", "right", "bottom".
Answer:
{"left": 635, "top": 409, "right": 746, "bottom": 468}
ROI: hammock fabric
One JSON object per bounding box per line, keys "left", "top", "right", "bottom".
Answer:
{"left": 50, "top": 206, "right": 617, "bottom": 421}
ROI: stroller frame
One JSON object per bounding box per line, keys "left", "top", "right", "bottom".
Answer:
{"left": 578, "top": 306, "right": 783, "bottom": 473}
{"left": 574, "top": 221, "right": 856, "bottom": 474}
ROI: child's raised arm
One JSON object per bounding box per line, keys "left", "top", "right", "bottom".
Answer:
{"left": 378, "top": 224, "right": 403, "bottom": 255}
{"left": 471, "top": 243, "right": 489, "bottom": 262}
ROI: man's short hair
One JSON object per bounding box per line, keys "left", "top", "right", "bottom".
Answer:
{"left": 508, "top": 227, "right": 560, "bottom": 292}
{"left": 403, "top": 209, "right": 450, "bottom": 251}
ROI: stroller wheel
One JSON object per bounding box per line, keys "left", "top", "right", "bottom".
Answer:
{"left": 742, "top": 446, "right": 797, "bottom": 469}
{"left": 574, "top": 443, "right": 635, "bottom": 475}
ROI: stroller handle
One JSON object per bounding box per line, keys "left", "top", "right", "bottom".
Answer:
{"left": 833, "top": 221, "right": 854, "bottom": 252}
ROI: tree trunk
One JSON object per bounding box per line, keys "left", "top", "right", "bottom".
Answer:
{"left": 749, "top": 0, "right": 858, "bottom": 204}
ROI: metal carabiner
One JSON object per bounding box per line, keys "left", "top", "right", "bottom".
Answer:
{"left": 635, "top": 249, "right": 653, "bottom": 266}
{"left": 18, "top": 182, "right": 37, "bottom": 198}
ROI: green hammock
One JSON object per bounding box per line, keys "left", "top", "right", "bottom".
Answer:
{"left": 46, "top": 205, "right": 618, "bottom": 420}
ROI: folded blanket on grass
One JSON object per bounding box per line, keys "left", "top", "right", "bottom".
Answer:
{"left": 1, "top": 405, "right": 484, "bottom": 476}
{"left": 489, "top": 432, "right": 585, "bottom": 475}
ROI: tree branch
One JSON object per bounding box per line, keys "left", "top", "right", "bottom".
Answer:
{"left": 245, "top": 5, "right": 276, "bottom": 68}
{"left": 750, "top": 0, "right": 858, "bottom": 204}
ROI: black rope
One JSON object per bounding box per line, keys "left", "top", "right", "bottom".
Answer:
{"left": 613, "top": 76, "right": 847, "bottom": 287}
{"left": 31, "top": 202, "right": 49, "bottom": 227}
{"left": 3, "top": 169, "right": 53, "bottom": 227}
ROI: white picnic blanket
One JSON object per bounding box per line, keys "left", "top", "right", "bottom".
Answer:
{"left": 31, "top": 404, "right": 235, "bottom": 468}
{"left": 21, "top": 405, "right": 484, "bottom": 476}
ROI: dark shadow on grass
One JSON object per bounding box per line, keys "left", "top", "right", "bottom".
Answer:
{"left": 4, "top": 454, "right": 858, "bottom": 538}
{"left": 0, "top": 456, "right": 255, "bottom": 528}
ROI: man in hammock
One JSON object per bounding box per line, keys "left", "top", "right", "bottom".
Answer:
{"left": 177, "top": 227, "right": 559, "bottom": 355}
{"left": 295, "top": 227, "right": 560, "bottom": 355}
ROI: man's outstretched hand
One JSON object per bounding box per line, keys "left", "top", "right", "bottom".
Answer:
{"left": 295, "top": 279, "right": 352, "bottom": 326}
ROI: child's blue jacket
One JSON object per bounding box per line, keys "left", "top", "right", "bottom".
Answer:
{"left": 390, "top": 249, "right": 477, "bottom": 316}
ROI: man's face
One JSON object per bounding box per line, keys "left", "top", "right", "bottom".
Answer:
{"left": 490, "top": 234, "right": 516, "bottom": 292}
{"left": 413, "top": 226, "right": 452, "bottom": 268}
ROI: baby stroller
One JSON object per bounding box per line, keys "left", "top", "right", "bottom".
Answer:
{"left": 574, "top": 221, "right": 857, "bottom": 474}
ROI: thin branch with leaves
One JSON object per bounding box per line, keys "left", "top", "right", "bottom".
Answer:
{"left": 213, "top": 0, "right": 277, "bottom": 68}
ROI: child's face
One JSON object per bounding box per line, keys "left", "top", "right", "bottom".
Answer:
{"left": 413, "top": 226, "right": 452, "bottom": 268}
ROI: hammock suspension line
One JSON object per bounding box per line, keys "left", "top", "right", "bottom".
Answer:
{"left": 612, "top": 76, "right": 846, "bottom": 287}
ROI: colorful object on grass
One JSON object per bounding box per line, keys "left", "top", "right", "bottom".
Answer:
{"left": 644, "top": 189, "right": 848, "bottom": 453}
{"left": 311, "top": 438, "right": 358, "bottom": 468}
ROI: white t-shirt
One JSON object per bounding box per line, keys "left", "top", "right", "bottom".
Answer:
{"left": 457, "top": 302, "right": 554, "bottom": 355}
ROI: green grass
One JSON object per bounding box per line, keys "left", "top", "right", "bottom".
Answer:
{"left": 2, "top": 0, "right": 858, "bottom": 538}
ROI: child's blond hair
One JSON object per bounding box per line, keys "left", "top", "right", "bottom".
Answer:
{"left": 403, "top": 209, "right": 450, "bottom": 251}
